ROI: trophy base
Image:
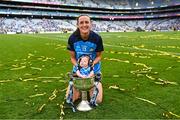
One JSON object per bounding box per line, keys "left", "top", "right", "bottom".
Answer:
{"left": 77, "top": 100, "right": 92, "bottom": 111}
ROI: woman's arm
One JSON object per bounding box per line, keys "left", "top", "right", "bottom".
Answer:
{"left": 69, "top": 51, "right": 77, "bottom": 66}
{"left": 92, "top": 52, "right": 103, "bottom": 66}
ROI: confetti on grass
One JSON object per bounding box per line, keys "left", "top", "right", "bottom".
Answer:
{"left": 0, "top": 79, "right": 14, "bottom": 83}
{"left": 112, "top": 75, "right": 119, "bottom": 78}
{"left": 59, "top": 101, "right": 65, "bottom": 120}
{"left": 18, "top": 76, "right": 65, "bottom": 83}
{"left": 109, "top": 85, "right": 126, "bottom": 91}
{"left": 109, "top": 85, "right": 180, "bottom": 119}
{"left": 24, "top": 73, "right": 32, "bottom": 76}
{"left": 104, "top": 57, "right": 130, "bottom": 63}
{"left": 10, "top": 66, "right": 26, "bottom": 70}
{"left": 133, "top": 62, "right": 149, "bottom": 69}
{"left": 27, "top": 53, "right": 34, "bottom": 59}
{"left": 30, "top": 67, "right": 42, "bottom": 71}
{"left": 37, "top": 76, "right": 62, "bottom": 79}
{"left": 146, "top": 74, "right": 156, "bottom": 80}
{"left": 49, "top": 89, "right": 58, "bottom": 101}
{"left": 36, "top": 88, "right": 66, "bottom": 117}
{"left": 22, "top": 78, "right": 37, "bottom": 82}
{"left": 109, "top": 85, "right": 119, "bottom": 89}
{"left": 155, "top": 78, "right": 178, "bottom": 85}
{"left": 29, "top": 92, "right": 46, "bottom": 98}
{"left": 131, "top": 62, "right": 178, "bottom": 86}
{"left": 42, "top": 80, "right": 53, "bottom": 83}
{"left": 37, "top": 103, "right": 46, "bottom": 113}
{"left": 163, "top": 112, "right": 180, "bottom": 118}
{"left": 135, "top": 97, "right": 157, "bottom": 106}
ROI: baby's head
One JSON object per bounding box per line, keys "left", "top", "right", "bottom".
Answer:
{"left": 79, "top": 56, "right": 90, "bottom": 68}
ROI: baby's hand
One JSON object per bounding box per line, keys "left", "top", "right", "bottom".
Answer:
{"left": 81, "top": 75, "right": 87, "bottom": 79}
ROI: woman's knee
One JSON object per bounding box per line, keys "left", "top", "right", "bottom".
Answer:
{"left": 73, "top": 88, "right": 80, "bottom": 102}
{"left": 91, "top": 82, "right": 103, "bottom": 103}
{"left": 98, "top": 82, "right": 103, "bottom": 102}
{"left": 66, "top": 85, "right": 80, "bottom": 102}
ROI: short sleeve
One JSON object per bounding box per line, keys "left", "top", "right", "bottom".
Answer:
{"left": 95, "top": 36, "right": 104, "bottom": 52}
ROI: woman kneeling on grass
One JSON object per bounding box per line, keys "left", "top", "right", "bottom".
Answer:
{"left": 66, "top": 15, "right": 104, "bottom": 111}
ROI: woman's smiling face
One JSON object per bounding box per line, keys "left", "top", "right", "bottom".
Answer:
{"left": 77, "top": 16, "right": 92, "bottom": 35}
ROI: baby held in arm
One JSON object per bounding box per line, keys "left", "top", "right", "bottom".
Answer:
{"left": 76, "top": 55, "right": 94, "bottom": 79}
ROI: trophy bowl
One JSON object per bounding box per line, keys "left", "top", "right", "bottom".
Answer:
{"left": 73, "top": 77, "right": 94, "bottom": 111}
{"left": 73, "top": 77, "right": 94, "bottom": 91}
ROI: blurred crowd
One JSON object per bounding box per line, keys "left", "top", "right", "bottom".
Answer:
{"left": 33, "top": 0, "right": 179, "bottom": 9}
{"left": 0, "top": 17, "right": 179, "bottom": 34}
{"left": 0, "top": 18, "right": 75, "bottom": 33}
{"left": 92, "top": 18, "right": 180, "bottom": 32}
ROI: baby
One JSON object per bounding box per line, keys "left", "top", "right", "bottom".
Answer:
{"left": 76, "top": 55, "right": 94, "bottom": 78}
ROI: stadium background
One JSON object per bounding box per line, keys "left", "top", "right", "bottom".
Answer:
{"left": 0, "top": 0, "right": 179, "bottom": 33}
{"left": 0, "top": 0, "right": 180, "bottom": 119}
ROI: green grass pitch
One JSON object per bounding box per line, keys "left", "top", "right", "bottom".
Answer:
{"left": 0, "top": 32, "right": 180, "bottom": 119}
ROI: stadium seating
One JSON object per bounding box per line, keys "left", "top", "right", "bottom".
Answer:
{"left": 15, "top": 0, "right": 180, "bottom": 9}
{"left": 0, "top": 17, "right": 179, "bottom": 33}
{"left": 0, "top": 0, "right": 179, "bottom": 33}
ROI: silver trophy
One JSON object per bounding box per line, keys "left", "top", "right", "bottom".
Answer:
{"left": 73, "top": 77, "right": 94, "bottom": 111}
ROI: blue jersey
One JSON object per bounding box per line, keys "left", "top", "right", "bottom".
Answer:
{"left": 67, "top": 30, "right": 104, "bottom": 74}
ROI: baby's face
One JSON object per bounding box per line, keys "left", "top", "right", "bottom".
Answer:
{"left": 80, "top": 56, "right": 89, "bottom": 68}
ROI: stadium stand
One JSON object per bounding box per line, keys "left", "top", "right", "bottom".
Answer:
{"left": 0, "top": 0, "right": 179, "bottom": 34}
